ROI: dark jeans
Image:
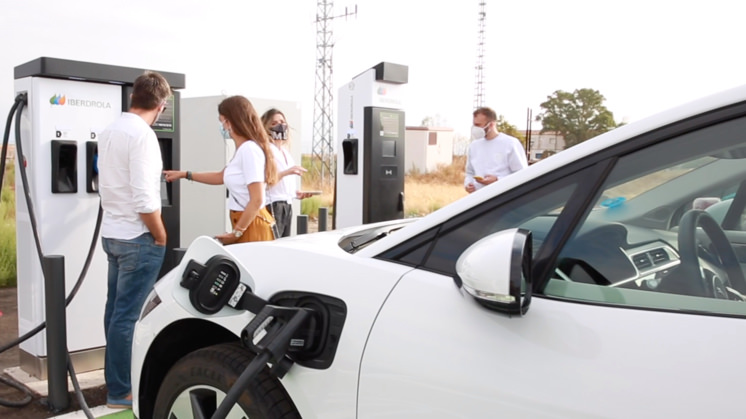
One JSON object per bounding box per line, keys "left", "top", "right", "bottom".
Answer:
{"left": 101, "top": 232, "right": 165, "bottom": 399}
{"left": 267, "top": 201, "right": 292, "bottom": 238}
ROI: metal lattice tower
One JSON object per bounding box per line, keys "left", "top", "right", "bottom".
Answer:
{"left": 473, "top": 1, "right": 487, "bottom": 109}
{"left": 312, "top": 2, "right": 357, "bottom": 184}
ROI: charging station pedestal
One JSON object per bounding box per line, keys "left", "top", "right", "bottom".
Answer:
{"left": 13, "top": 57, "right": 185, "bottom": 378}
{"left": 335, "top": 62, "right": 408, "bottom": 229}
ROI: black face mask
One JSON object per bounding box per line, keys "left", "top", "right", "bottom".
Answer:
{"left": 269, "top": 124, "right": 288, "bottom": 140}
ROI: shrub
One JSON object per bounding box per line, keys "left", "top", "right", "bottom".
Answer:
{"left": 0, "top": 161, "right": 15, "bottom": 287}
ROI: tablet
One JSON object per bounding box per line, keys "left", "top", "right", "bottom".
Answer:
{"left": 299, "top": 190, "right": 323, "bottom": 195}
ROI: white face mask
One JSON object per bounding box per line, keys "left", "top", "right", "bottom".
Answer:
{"left": 471, "top": 125, "right": 486, "bottom": 140}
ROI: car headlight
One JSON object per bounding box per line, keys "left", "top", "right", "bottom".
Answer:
{"left": 140, "top": 289, "right": 162, "bottom": 321}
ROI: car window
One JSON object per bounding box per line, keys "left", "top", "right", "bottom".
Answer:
{"left": 547, "top": 116, "right": 746, "bottom": 317}
{"left": 402, "top": 173, "right": 583, "bottom": 275}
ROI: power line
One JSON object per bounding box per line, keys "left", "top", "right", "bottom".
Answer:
{"left": 312, "top": 1, "right": 357, "bottom": 184}
{"left": 473, "top": 1, "right": 487, "bottom": 109}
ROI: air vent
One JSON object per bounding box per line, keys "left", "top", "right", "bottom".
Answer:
{"left": 633, "top": 253, "right": 652, "bottom": 270}
{"left": 650, "top": 248, "right": 669, "bottom": 264}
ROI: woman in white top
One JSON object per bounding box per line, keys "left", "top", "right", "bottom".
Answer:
{"left": 164, "top": 96, "right": 278, "bottom": 244}
{"left": 261, "top": 108, "right": 313, "bottom": 237}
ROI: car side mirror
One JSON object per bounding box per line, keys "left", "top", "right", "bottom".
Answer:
{"left": 456, "top": 228, "right": 532, "bottom": 316}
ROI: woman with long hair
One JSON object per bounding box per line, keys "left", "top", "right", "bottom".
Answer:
{"left": 261, "top": 108, "right": 314, "bottom": 237}
{"left": 164, "top": 95, "right": 278, "bottom": 244}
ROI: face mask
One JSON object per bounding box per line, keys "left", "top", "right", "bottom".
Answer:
{"left": 471, "top": 125, "right": 486, "bottom": 140}
{"left": 219, "top": 121, "right": 231, "bottom": 140}
{"left": 269, "top": 124, "right": 288, "bottom": 140}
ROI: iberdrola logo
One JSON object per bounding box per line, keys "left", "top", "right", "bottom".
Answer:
{"left": 49, "top": 94, "right": 66, "bottom": 105}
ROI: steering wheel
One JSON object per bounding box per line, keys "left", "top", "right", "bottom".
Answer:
{"left": 677, "top": 209, "right": 746, "bottom": 298}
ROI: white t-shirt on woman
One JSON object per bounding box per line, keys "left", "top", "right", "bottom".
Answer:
{"left": 224, "top": 140, "right": 266, "bottom": 211}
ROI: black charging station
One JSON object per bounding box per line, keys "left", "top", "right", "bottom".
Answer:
{"left": 363, "top": 107, "right": 405, "bottom": 223}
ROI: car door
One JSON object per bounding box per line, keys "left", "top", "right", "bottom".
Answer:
{"left": 360, "top": 107, "right": 746, "bottom": 418}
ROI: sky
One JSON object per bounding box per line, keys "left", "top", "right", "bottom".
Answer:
{"left": 1, "top": 0, "right": 745, "bottom": 152}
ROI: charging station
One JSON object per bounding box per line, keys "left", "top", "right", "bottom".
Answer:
{"left": 13, "top": 57, "right": 185, "bottom": 378}
{"left": 335, "top": 62, "right": 408, "bottom": 229}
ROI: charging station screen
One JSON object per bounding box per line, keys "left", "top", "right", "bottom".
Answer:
{"left": 379, "top": 111, "right": 399, "bottom": 138}
{"left": 153, "top": 94, "right": 175, "bottom": 132}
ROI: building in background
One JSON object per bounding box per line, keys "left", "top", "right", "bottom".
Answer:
{"left": 523, "top": 130, "right": 565, "bottom": 161}
{"left": 405, "top": 126, "right": 454, "bottom": 174}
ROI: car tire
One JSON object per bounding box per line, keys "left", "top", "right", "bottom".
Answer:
{"left": 153, "top": 342, "right": 301, "bottom": 419}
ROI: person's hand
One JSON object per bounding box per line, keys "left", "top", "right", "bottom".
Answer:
{"left": 153, "top": 233, "right": 167, "bottom": 247}
{"left": 296, "top": 191, "right": 314, "bottom": 199}
{"left": 214, "top": 232, "right": 238, "bottom": 245}
{"left": 465, "top": 183, "right": 476, "bottom": 193}
{"left": 163, "top": 170, "right": 184, "bottom": 182}
{"left": 283, "top": 166, "right": 307, "bottom": 177}
{"left": 477, "top": 175, "right": 498, "bottom": 185}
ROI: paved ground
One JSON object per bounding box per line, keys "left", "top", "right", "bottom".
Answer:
{"left": 0, "top": 286, "right": 108, "bottom": 418}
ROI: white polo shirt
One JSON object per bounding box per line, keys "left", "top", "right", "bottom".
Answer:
{"left": 98, "top": 112, "right": 163, "bottom": 240}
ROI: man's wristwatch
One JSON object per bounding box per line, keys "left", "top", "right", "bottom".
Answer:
{"left": 232, "top": 228, "right": 244, "bottom": 238}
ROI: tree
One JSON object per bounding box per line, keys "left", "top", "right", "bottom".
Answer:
{"left": 495, "top": 115, "right": 526, "bottom": 149}
{"left": 536, "top": 88, "right": 617, "bottom": 148}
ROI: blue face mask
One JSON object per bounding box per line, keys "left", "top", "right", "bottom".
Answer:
{"left": 218, "top": 121, "right": 231, "bottom": 140}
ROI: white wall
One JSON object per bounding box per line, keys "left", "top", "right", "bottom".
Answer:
{"left": 404, "top": 127, "right": 454, "bottom": 174}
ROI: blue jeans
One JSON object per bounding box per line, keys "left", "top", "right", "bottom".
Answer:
{"left": 101, "top": 233, "right": 165, "bottom": 399}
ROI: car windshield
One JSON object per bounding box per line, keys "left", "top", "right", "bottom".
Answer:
{"left": 595, "top": 156, "right": 716, "bottom": 208}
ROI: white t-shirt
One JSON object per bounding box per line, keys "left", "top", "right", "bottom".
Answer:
{"left": 224, "top": 140, "right": 266, "bottom": 211}
{"left": 98, "top": 112, "right": 163, "bottom": 240}
{"left": 267, "top": 143, "right": 297, "bottom": 204}
{"left": 464, "top": 132, "right": 528, "bottom": 191}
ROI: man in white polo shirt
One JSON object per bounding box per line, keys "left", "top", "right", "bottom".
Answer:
{"left": 97, "top": 70, "right": 171, "bottom": 409}
{"left": 464, "top": 107, "right": 528, "bottom": 193}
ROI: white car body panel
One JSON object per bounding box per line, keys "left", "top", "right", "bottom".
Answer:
{"left": 359, "top": 269, "right": 746, "bottom": 417}
{"left": 134, "top": 232, "right": 415, "bottom": 418}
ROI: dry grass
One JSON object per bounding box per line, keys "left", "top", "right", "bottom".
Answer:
{"left": 300, "top": 155, "right": 467, "bottom": 220}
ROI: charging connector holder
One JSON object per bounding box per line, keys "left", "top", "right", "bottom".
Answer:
{"left": 181, "top": 255, "right": 247, "bottom": 315}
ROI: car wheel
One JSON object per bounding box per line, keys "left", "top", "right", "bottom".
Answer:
{"left": 153, "top": 342, "right": 301, "bottom": 419}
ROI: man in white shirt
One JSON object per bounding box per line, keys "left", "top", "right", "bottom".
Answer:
{"left": 464, "top": 107, "right": 528, "bottom": 193}
{"left": 97, "top": 71, "right": 171, "bottom": 409}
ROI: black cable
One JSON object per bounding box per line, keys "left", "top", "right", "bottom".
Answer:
{"left": 0, "top": 95, "right": 21, "bottom": 190}
{"left": 67, "top": 352, "right": 95, "bottom": 419}
{"left": 0, "top": 94, "right": 100, "bottom": 417}
{"left": 0, "top": 374, "right": 33, "bottom": 408}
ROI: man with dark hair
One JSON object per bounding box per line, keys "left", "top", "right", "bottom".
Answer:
{"left": 464, "top": 106, "right": 528, "bottom": 193}
{"left": 97, "top": 70, "right": 171, "bottom": 409}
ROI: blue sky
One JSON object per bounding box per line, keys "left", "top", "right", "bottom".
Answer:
{"left": 1, "top": 0, "right": 744, "bottom": 150}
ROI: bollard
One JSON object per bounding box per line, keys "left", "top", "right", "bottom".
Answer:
{"left": 43, "top": 255, "right": 69, "bottom": 411}
{"left": 318, "top": 208, "right": 328, "bottom": 232}
{"left": 297, "top": 214, "right": 308, "bottom": 235}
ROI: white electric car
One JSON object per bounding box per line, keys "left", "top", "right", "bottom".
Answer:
{"left": 133, "top": 85, "right": 746, "bottom": 418}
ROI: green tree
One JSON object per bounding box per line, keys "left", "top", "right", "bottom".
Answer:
{"left": 495, "top": 115, "right": 526, "bottom": 148}
{"left": 536, "top": 88, "right": 617, "bottom": 148}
